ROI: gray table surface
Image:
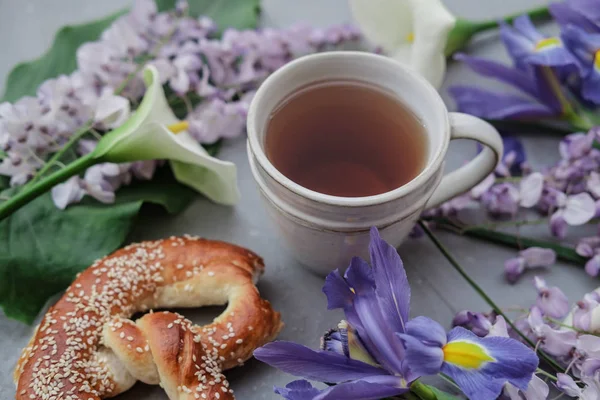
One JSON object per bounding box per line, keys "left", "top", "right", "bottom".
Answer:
{"left": 1, "top": 0, "right": 595, "bottom": 399}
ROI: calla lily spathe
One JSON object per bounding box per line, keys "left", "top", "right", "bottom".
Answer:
{"left": 349, "top": 0, "right": 456, "bottom": 89}
{"left": 93, "top": 66, "right": 239, "bottom": 205}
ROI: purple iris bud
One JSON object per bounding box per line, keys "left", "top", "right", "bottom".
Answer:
{"left": 398, "top": 318, "right": 538, "bottom": 400}
{"left": 505, "top": 248, "right": 556, "bottom": 283}
{"left": 533, "top": 276, "right": 570, "bottom": 319}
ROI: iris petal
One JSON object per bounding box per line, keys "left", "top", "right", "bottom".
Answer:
{"left": 368, "top": 227, "right": 410, "bottom": 333}
{"left": 323, "top": 269, "right": 353, "bottom": 310}
{"left": 454, "top": 54, "right": 537, "bottom": 97}
{"left": 405, "top": 316, "right": 447, "bottom": 346}
{"left": 344, "top": 256, "right": 375, "bottom": 295}
{"left": 314, "top": 379, "right": 407, "bottom": 400}
{"left": 397, "top": 333, "right": 444, "bottom": 376}
{"left": 254, "top": 341, "right": 390, "bottom": 383}
{"left": 446, "top": 327, "right": 538, "bottom": 390}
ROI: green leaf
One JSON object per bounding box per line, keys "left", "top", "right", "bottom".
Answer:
{"left": 0, "top": 167, "right": 195, "bottom": 324}
{"left": 156, "top": 0, "right": 261, "bottom": 32}
{"left": 1, "top": 10, "right": 125, "bottom": 102}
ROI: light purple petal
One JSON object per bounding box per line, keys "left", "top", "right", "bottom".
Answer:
{"left": 577, "top": 335, "right": 600, "bottom": 358}
{"left": 505, "top": 257, "right": 526, "bottom": 284}
{"left": 397, "top": 332, "right": 444, "bottom": 376}
{"left": 550, "top": 213, "right": 568, "bottom": 239}
{"left": 274, "top": 380, "right": 322, "bottom": 400}
{"left": 519, "top": 173, "right": 544, "bottom": 208}
{"left": 550, "top": 3, "right": 600, "bottom": 33}
{"left": 587, "top": 172, "right": 600, "bottom": 199}
{"left": 51, "top": 176, "right": 85, "bottom": 209}
{"left": 314, "top": 379, "right": 407, "bottom": 400}
{"left": 323, "top": 269, "right": 353, "bottom": 310}
{"left": 499, "top": 21, "right": 535, "bottom": 70}
{"left": 585, "top": 255, "right": 600, "bottom": 277}
{"left": 487, "top": 316, "right": 510, "bottom": 338}
{"left": 557, "top": 373, "right": 582, "bottom": 397}
{"left": 582, "top": 358, "right": 600, "bottom": 378}
{"left": 563, "top": 192, "right": 596, "bottom": 225}
{"left": 253, "top": 341, "right": 388, "bottom": 383}
{"left": 454, "top": 53, "right": 537, "bottom": 96}
{"left": 512, "top": 15, "right": 544, "bottom": 43}
{"left": 368, "top": 227, "right": 410, "bottom": 333}
{"left": 522, "top": 375, "right": 549, "bottom": 400}
{"left": 405, "top": 316, "right": 447, "bottom": 346}
{"left": 535, "top": 280, "right": 570, "bottom": 319}
{"left": 344, "top": 256, "right": 375, "bottom": 295}
{"left": 446, "top": 327, "right": 538, "bottom": 391}
{"left": 521, "top": 247, "right": 556, "bottom": 268}
{"left": 539, "top": 325, "right": 577, "bottom": 357}
{"left": 449, "top": 86, "right": 556, "bottom": 120}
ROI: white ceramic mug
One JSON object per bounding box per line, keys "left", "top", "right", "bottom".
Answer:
{"left": 247, "top": 52, "right": 503, "bottom": 275}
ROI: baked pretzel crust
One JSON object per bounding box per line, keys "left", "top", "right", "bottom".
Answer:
{"left": 14, "top": 236, "right": 283, "bottom": 400}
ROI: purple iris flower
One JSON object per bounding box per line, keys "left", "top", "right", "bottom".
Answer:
{"left": 255, "top": 228, "right": 539, "bottom": 400}
{"left": 550, "top": 0, "right": 600, "bottom": 33}
{"left": 398, "top": 318, "right": 538, "bottom": 400}
{"left": 562, "top": 25, "right": 600, "bottom": 104}
{"left": 450, "top": 16, "right": 578, "bottom": 120}
{"left": 254, "top": 227, "right": 414, "bottom": 399}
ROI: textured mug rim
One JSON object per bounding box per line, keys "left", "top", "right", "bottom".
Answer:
{"left": 246, "top": 51, "right": 451, "bottom": 208}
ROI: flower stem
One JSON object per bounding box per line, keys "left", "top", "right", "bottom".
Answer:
{"left": 418, "top": 221, "right": 566, "bottom": 373}
{"left": 409, "top": 381, "right": 437, "bottom": 400}
{"left": 445, "top": 6, "right": 552, "bottom": 56}
{"left": 536, "top": 368, "right": 558, "bottom": 381}
{"left": 471, "top": 6, "right": 552, "bottom": 33}
{"left": 29, "top": 121, "right": 93, "bottom": 184}
{"left": 460, "top": 218, "right": 548, "bottom": 233}
{"left": 0, "top": 153, "right": 97, "bottom": 220}
{"left": 427, "top": 217, "right": 587, "bottom": 266}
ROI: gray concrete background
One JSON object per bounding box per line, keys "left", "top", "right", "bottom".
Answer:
{"left": 1, "top": 0, "right": 594, "bottom": 399}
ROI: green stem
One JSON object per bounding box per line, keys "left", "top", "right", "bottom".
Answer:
{"left": 428, "top": 217, "right": 587, "bottom": 266}
{"left": 409, "top": 380, "right": 437, "bottom": 400}
{"left": 472, "top": 6, "right": 552, "bottom": 33}
{"left": 29, "top": 121, "right": 93, "bottom": 184}
{"left": 445, "top": 6, "right": 552, "bottom": 56}
{"left": 418, "top": 221, "right": 566, "bottom": 374}
{"left": 0, "top": 153, "right": 97, "bottom": 221}
{"left": 461, "top": 218, "right": 548, "bottom": 233}
{"left": 536, "top": 368, "right": 558, "bottom": 381}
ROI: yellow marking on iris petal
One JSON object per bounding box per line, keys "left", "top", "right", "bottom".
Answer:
{"left": 350, "top": 287, "right": 356, "bottom": 294}
{"left": 406, "top": 32, "right": 415, "bottom": 43}
{"left": 168, "top": 121, "right": 189, "bottom": 134}
{"left": 442, "top": 341, "right": 495, "bottom": 369}
{"left": 535, "top": 37, "right": 560, "bottom": 51}
{"left": 595, "top": 51, "right": 600, "bottom": 71}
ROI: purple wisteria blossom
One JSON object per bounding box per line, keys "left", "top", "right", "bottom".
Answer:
{"left": 255, "top": 228, "right": 538, "bottom": 400}
{"left": 504, "top": 247, "right": 556, "bottom": 283}
{"left": 0, "top": 0, "right": 359, "bottom": 209}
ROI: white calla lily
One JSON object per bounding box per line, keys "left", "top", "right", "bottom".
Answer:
{"left": 349, "top": 0, "right": 457, "bottom": 89}
{"left": 93, "top": 66, "right": 239, "bottom": 205}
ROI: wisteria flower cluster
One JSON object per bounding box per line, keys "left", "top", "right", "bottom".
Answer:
{"left": 0, "top": 0, "right": 359, "bottom": 209}
{"left": 455, "top": 279, "right": 600, "bottom": 399}
{"left": 425, "top": 127, "right": 600, "bottom": 283}
{"left": 254, "top": 228, "right": 539, "bottom": 400}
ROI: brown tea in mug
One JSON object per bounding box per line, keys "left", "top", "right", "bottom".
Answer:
{"left": 265, "top": 81, "right": 427, "bottom": 197}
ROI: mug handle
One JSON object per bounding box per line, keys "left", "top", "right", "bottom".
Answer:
{"left": 425, "top": 112, "right": 504, "bottom": 209}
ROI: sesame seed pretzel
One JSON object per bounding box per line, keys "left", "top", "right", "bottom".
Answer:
{"left": 14, "top": 236, "right": 283, "bottom": 400}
